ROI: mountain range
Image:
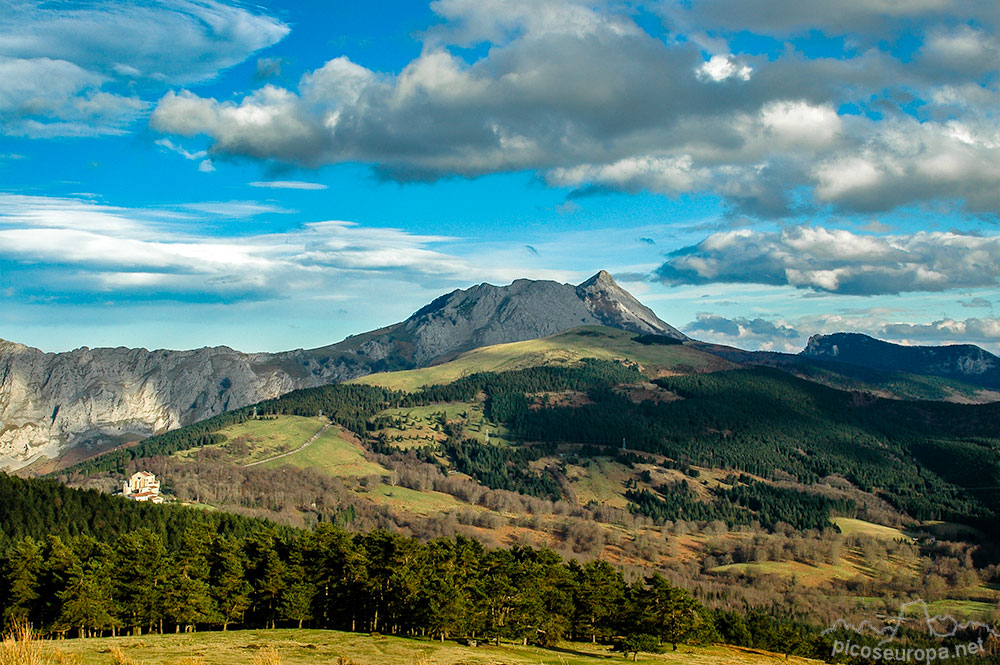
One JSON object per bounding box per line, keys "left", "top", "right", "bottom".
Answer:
{"left": 2, "top": 269, "right": 998, "bottom": 472}
{"left": 0, "top": 271, "right": 683, "bottom": 471}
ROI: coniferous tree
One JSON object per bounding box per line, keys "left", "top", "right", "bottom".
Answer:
{"left": 113, "top": 529, "right": 168, "bottom": 635}
{"left": 162, "top": 526, "right": 214, "bottom": 632}
{"left": 1, "top": 537, "right": 43, "bottom": 629}
{"left": 56, "top": 537, "right": 115, "bottom": 638}
{"left": 570, "top": 559, "right": 626, "bottom": 643}
{"left": 279, "top": 536, "right": 314, "bottom": 629}
{"left": 37, "top": 536, "right": 80, "bottom": 633}
{"left": 208, "top": 536, "right": 251, "bottom": 631}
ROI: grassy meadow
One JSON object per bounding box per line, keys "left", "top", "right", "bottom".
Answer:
{"left": 175, "top": 415, "right": 388, "bottom": 479}
{"left": 20, "top": 628, "right": 823, "bottom": 665}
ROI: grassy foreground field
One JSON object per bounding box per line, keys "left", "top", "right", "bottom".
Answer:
{"left": 34, "top": 629, "right": 822, "bottom": 665}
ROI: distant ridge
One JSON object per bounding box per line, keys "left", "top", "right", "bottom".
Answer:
{"left": 802, "top": 332, "right": 1000, "bottom": 389}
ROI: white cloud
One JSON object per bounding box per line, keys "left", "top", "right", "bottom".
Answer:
{"left": 760, "top": 100, "right": 841, "bottom": 149}
{"left": 0, "top": 194, "right": 482, "bottom": 303}
{"left": 0, "top": 56, "right": 146, "bottom": 136}
{"left": 156, "top": 138, "right": 207, "bottom": 161}
{"left": 0, "top": 1, "right": 288, "bottom": 85}
{"left": 142, "top": 0, "right": 1000, "bottom": 216}
{"left": 696, "top": 54, "right": 753, "bottom": 82}
{"left": 250, "top": 181, "right": 328, "bottom": 190}
{"left": 657, "top": 226, "right": 1000, "bottom": 295}
{"left": 180, "top": 201, "right": 291, "bottom": 217}
{"left": 0, "top": 1, "right": 287, "bottom": 137}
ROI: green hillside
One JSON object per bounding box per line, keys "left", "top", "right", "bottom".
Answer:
{"left": 353, "top": 326, "right": 736, "bottom": 391}
{"left": 177, "top": 415, "right": 388, "bottom": 478}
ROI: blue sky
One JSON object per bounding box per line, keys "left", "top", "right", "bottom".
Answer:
{"left": 1, "top": 0, "right": 999, "bottom": 353}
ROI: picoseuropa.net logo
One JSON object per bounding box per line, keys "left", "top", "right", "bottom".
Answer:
{"left": 822, "top": 599, "right": 1000, "bottom": 664}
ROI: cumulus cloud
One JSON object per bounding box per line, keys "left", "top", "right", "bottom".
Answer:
{"left": 685, "top": 313, "right": 800, "bottom": 350}
{"left": 657, "top": 226, "right": 1000, "bottom": 295}
{"left": 882, "top": 317, "right": 1000, "bottom": 344}
{"left": 0, "top": 1, "right": 287, "bottom": 136}
{"left": 696, "top": 54, "right": 753, "bottom": 82}
{"left": 145, "top": 0, "right": 1000, "bottom": 216}
{"left": 673, "top": 0, "right": 998, "bottom": 42}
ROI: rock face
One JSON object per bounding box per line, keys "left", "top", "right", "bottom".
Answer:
{"left": 801, "top": 333, "right": 1000, "bottom": 388}
{"left": 0, "top": 341, "right": 361, "bottom": 471}
{"left": 1, "top": 271, "right": 682, "bottom": 470}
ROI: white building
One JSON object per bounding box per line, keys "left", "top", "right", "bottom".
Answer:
{"left": 123, "top": 471, "right": 163, "bottom": 503}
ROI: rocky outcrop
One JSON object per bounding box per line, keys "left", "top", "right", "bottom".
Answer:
{"left": 0, "top": 271, "right": 682, "bottom": 470}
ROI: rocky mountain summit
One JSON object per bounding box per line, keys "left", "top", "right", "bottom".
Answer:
{"left": 0, "top": 271, "right": 682, "bottom": 470}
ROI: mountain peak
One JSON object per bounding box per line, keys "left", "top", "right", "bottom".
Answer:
{"left": 578, "top": 269, "right": 617, "bottom": 288}
{"left": 395, "top": 272, "right": 685, "bottom": 364}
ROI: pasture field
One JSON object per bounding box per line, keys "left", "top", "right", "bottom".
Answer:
{"left": 32, "top": 628, "right": 823, "bottom": 665}
{"left": 175, "top": 415, "right": 388, "bottom": 479}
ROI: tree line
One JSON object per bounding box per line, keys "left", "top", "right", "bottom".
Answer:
{"left": 1, "top": 516, "right": 836, "bottom": 660}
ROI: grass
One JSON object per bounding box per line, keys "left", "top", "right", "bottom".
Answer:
{"left": 707, "top": 519, "right": 926, "bottom": 588}
{"left": 925, "top": 599, "right": 997, "bottom": 622}
{"left": 710, "top": 559, "right": 862, "bottom": 586}
{"left": 832, "top": 518, "right": 912, "bottom": 541}
{"left": 175, "top": 415, "right": 388, "bottom": 479}
{"left": 352, "top": 326, "right": 736, "bottom": 391}
{"left": 373, "top": 402, "right": 513, "bottom": 447}
{"left": 258, "top": 427, "right": 387, "bottom": 478}
{"left": 567, "top": 458, "right": 630, "bottom": 508}
{"left": 1, "top": 622, "right": 45, "bottom": 665}
{"left": 177, "top": 416, "right": 329, "bottom": 465}
{"left": 38, "top": 628, "right": 823, "bottom": 665}
{"left": 366, "top": 484, "right": 474, "bottom": 515}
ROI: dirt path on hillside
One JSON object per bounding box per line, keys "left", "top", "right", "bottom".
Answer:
{"left": 242, "top": 421, "right": 332, "bottom": 467}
